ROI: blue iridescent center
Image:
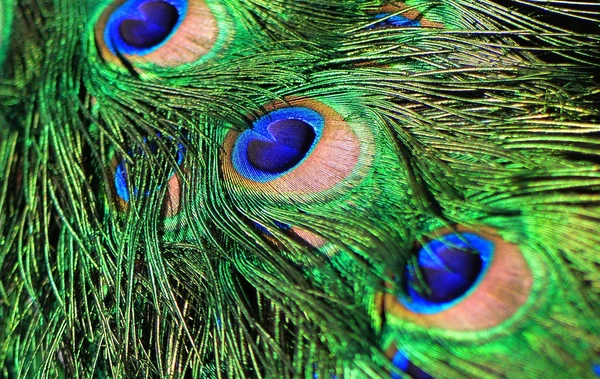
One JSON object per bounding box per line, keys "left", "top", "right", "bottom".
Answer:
{"left": 400, "top": 233, "right": 494, "bottom": 314}
{"left": 232, "top": 107, "right": 324, "bottom": 182}
{"left": 104, "top": 0, "right": 188, "bottom": 55}
{"left": 371, "top": 13, "right": 421, "bottom": 29}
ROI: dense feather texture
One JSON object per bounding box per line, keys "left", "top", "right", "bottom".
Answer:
{"left": 1, "top": 0, "right": 599, "bottom": 378}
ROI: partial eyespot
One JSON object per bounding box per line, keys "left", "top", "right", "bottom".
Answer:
{"left": 113, "top": 137, "right": 185, "bottom": 216}
{"left": 374, "top": 4, "right": 444, "bottom": 29}
{"left": 221, "top": 98, "right": 373, "bottom": 203}
{"left": 384, "top": 227, "right": 533, "bottom": 331}
{"left": 251, "top": 220, "right": 328, "bottom": 251}
{"left": 290, "top": 227, "right": 328, "bottom": 250}
{"left": 162, "top": 164, "right": 183, "bottom": 217}
{"left": 95, "top": 0, "right": 225, "bottom": 68}
{"left": 370, "top": 13, "right": 421, "bottom": 29}
{"left": 251, "top": 220, "right": 291, "bottom": 237}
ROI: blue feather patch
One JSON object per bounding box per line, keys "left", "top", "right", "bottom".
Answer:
{"left": 391, "top": 350, "right": 410, "bottom": 375}
{"left": 391, "top": 351, "right": 434, "bottom": 379}
{"left": 251, "top": 220, "right": 291, "bottom": 236}
{"left": 371, "top": 13, "right": 421, "bottom": 29}
{"left": 114, "top": 160, "right": 132, "bottom": 202}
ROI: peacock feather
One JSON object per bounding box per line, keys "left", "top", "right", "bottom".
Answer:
{"left": 1, "top": 0, "right": 599, "bottom": 377}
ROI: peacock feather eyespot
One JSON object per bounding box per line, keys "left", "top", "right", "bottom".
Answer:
{"left": 95, "top": 0, "right": 222, "bottom": 68}
{"left": 400, "top": 232, "right": 492, "bottom": 314}
{"left": 222, "top": 98, "right": 373, "bottom": 201}
{"left": 383, "top": 226, "right": 533, "bottom": 331}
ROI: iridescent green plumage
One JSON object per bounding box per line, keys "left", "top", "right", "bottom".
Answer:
{"left": 1, "top": 0, "right": 599, "bottom": 378}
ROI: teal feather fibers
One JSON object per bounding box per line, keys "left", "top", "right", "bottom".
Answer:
{"left": 0, "top": 0, "right": 599, "bottom": 378}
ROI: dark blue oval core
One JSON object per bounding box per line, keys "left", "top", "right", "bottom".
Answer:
{"left": 400, "top": 233, "right": 494, "bottom": 314}
{"left": 119, "top": 2, "right": 179, "bottom": 49}
{"left": 104, "top": 0, "right": 187, "bottom": 55}
{"left": 232, "top": 107, "right": 324, "bottom": 183}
